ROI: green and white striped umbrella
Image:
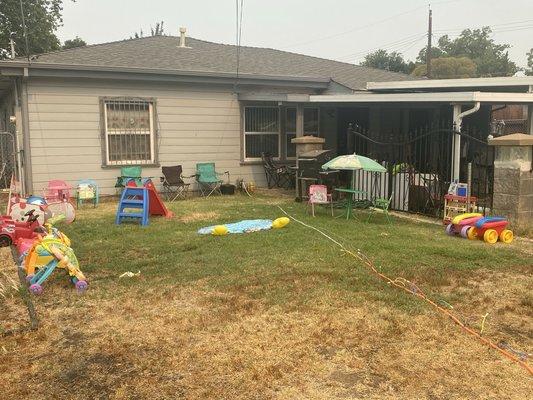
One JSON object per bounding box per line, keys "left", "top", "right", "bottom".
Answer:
{"left": 322, "top": 154, "right": 386, "bottom": 172}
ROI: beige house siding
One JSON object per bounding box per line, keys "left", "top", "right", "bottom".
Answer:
{"left": 27, "top": 77, "right": 267, "bottom": 195}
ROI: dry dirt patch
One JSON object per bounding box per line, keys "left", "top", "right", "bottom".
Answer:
{"left": 1, "top": 269, "right": 532, "bottom": 399}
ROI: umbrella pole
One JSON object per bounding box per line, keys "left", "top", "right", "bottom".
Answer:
{"left": 347, "top": 171, "right": 355, "bottom": 220}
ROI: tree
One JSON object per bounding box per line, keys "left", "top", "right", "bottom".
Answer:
{"left": 434, "top": 27, "right": 518, "bottom": 77}
{"left": 0, "top": 0, "right": 70, "bottom": 59}
{"left": 526, "top": 48, "right": 533, "bottom": 76}
{"left": 132, "top": 21, "right": 165, "bottom": 39}
{"left": 412, "top": 57, "right": 477, "bottom": 79}
{"left": 62, "top": 36, "right": 86, "bottom": 49}
{"left": 359, "top": 49, "right": 412, "bottom": 74}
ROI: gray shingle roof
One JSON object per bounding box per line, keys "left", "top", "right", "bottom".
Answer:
{"left": 26, "top": 36, "right": 417, "bottom": 90}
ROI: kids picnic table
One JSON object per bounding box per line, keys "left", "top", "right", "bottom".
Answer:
{"left": 335, "top": 188, "right": 367, "bottom": 220}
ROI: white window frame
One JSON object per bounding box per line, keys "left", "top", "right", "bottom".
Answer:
{"left": 243, "top": 106, "right": 281, "bottom": 162}
{"left": 103, "top": 99, "right": 155, "bottom": 166}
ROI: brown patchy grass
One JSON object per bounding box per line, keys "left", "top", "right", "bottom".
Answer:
{"left": 0, "top": 196, "right": 532, "bottom": 399}
{"left": 179, "top": 211, "right": 220, "bottom": 224}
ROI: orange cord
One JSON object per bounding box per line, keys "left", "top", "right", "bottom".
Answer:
{"left": 343, "top": 248, "right": 533, "bottom": 376}
{"left": 277, "top": 206, "right": 533, "bottom": 377}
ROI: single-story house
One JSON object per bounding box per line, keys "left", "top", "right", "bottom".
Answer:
{"left": 0, "top": 30, "right": 532, "bottom": 204}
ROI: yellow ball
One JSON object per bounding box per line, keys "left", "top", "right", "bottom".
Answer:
{"left": 212, "top": 225, "right": 228, "bottom": 236}
{"left": 272, "top": 217, "right": 290, "bottom": 229}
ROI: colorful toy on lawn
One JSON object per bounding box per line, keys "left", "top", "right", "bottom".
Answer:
{"left": 0, "top": 209, "right": 44, "bottom": 247}
{"left": 115, "top": 178, "right": 174, "bottom": 226}
{"left": 445, "top": 213, "right": 513, "bottom": 244}
{"left": 198, "top": 217, "right": 290, "bottom": 235}
{"left": 19, "top": 217, "right": 88, "bottom": 294}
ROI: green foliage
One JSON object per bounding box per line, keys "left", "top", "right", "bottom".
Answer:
{"left": 0, "top": 0, "right": 70, "bottom": 59}
{"left": 436, "top": 27, "right": 518, "bottom": 77}
{"left": 360, "top": 49, "right": 412, "bottom": 74}
{"left": 62, "top": 36, "right": 86, "bottom": 49}
{"left": 526, "top": 48, "right": 533, "bottom": 76}
{"left": 412, "top": 57, "right": 477, "bottom": 79}
{"left": 132, "top": 21, "right": 165, "bottom": 39}
{"left": 367, "top": 26, "right": 519, "bottom": 78}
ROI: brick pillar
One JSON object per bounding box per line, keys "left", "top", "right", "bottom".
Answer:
{"left": 489, "top": 134, "right": 533, "bottom": 233}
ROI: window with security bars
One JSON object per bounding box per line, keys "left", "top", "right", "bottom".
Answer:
{"left": 103, "top": 99, "right": 155, "bottom": 165}
{"left": 244, "top": 106, "right": 279, "bottom": 159}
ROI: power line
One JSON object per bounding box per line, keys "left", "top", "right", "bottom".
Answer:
{"left": 336, "top": 33, "right": 426, "bottom": 61}
{"left": 279, "top": 5, "right": 427, "bottom": 50}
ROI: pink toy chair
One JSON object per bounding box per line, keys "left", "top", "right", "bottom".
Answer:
{"left": 307, "top": 184, "right": 334, "bottom": 217}
{"left": 44, "top": 180, "right": 71, "bottom": 202}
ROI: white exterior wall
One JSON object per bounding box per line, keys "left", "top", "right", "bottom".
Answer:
{"left": 26, "top": 77, "right": 267, "bottom": 195}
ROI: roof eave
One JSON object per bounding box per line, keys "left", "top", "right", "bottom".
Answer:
{"left": 0, "top": 61, "right": 331, "bottom": 89}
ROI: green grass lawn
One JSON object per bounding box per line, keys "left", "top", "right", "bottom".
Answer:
{"left": 2, "top": 191, "right": 532, "bottom": 399}
{"left": 65, "top": 192, "right": 531, "bottom": 311}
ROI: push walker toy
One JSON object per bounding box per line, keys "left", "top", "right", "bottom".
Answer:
{"left": 20, "top": 219, "right": 88, "bottom": 294}
{"left": 445, "top": 213, "right": 513, "bottom": 244}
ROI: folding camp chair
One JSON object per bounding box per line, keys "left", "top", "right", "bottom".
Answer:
{"left": 115, "top": 166, "right": 143, "bottom": 189}
{"left": 260, "top": 152, "right": 295, "bottom": 189}
{"left": 367, "top": 194, "right": 393, "bottom": 224}
{"left": 195, "top": 163, "right": 228, "bottom": 197}
{"left": 160, "top": 165, "right": 192, "bottom": 201}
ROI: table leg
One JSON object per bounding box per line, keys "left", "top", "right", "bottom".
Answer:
{"left": 346, "top": 195, "right": 352, "bottom": 220}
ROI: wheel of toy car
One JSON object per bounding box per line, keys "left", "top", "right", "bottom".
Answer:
{"left": 483, "top": 229, "right": 498, "bottom": 244}
{"left": 445, "top": 224, "right": 454, "bottom": 236}
{"left": 499, "top": 229, "right": 513, "bottom": 244}
{"left": 0, "top": 234, "right": 12, "bottom": 247}
{"left": 467, "top": 227, "right": 478, "bottom": 240}
{"left": 460, "top": 226, "right": 470, "bottom": 238}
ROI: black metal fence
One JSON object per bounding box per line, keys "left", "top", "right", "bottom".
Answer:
{"left": 345, "top": 122, "right": 494, "bottom": 217}
{"left": 0, "top": 131, "right": 16, "bottom": 190}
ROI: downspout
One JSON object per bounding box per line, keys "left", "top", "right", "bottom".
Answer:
{"left": 451, "top": 102, "right": 480, "bottom": 181}
{"left": 20, "top": 67, "right": 33, "bottom": 194}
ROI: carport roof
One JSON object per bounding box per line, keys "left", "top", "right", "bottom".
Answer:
{"left": 309, "top": 91, "right": 533, "bottom": 104}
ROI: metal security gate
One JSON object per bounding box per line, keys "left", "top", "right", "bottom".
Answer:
{"left": 0, "top": 131, "right": 17, "bottom": 190}
{"left": 345, "top": 122, "right": 493, "bottom": 217}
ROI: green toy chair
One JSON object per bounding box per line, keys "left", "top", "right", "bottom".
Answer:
{"left": 76, "top": 179, "right": 99, "bottom": 208}
{"left": 367, "top": 194, "right": 393, "bottom": 224}
{"left": 195, "top": 163, "right": 228, "bottom": 197}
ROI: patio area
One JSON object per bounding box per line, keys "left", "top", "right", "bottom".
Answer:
{"left": 1, "top": 192, "right": 531, "bottom": 399}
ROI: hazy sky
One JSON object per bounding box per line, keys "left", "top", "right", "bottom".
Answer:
{"left": 57, "top": 0, "right": 533, "bottom": 69}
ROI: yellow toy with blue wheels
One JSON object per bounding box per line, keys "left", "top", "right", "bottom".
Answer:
{"left": 21, "top": 217, "right": 88, "bottom": 295}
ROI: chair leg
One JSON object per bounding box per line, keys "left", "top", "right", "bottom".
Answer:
{"left": 330, "top": 202, "right": 334, "bottom": 217}
{"left": 312, "top": 203, "right": 315, "bottom": 217}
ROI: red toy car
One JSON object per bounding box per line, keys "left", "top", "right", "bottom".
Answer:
{"left": 0, "top": 210, "right": 43, "bottom": 247}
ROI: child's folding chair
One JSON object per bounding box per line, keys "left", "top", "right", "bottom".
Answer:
{"left": 307, "top": 184, "right": 334, "bottom": 217}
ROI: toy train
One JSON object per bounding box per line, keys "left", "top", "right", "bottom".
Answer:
{"left": 445, "top": 213, "right": 513, "bottom": 244}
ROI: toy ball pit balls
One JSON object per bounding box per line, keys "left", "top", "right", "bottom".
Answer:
{"left": 272, "top": 217, "right": 290, "bottom": 229}
{"left": 212, "top": 225, "right": 228, "bottom": 236}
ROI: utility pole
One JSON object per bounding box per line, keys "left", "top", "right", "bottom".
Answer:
{"left": 426, "top": 7, "right": 433, "bottom": 79}
{"left": 9, "top": 34, "right": 16, "bottom": 59}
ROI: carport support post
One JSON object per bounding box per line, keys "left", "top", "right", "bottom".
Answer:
{"left": 452, "top": 104, "right": 462, "bottom": 181}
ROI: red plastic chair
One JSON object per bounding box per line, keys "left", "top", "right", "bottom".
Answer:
{"left": 44, "top": 180, "right": 71, "bottom": 202}
{"left": 307, "top": 184, "right": 334, "bottom": 217}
